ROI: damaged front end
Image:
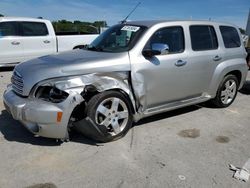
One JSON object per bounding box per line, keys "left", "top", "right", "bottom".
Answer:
{"left": 29, "top": 72, "right": 137, "bottom": 140}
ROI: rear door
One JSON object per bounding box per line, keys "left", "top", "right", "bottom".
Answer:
{"left": 19, "top": 21, "right": 56, "bottom": 61}
{"left": 0, "top": 21, "right": 23, "bottom": 66}
{"left": 188, "top": 25, "right": 223, "bottom": 94}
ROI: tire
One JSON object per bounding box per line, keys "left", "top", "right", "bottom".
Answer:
{"left": 211, "top": 75, "right": 239, "bottom": 108}
{"left": 86, "top": 90, "right": 133, "bottom": 142}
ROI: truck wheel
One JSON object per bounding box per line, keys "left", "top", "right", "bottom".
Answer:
{"left": 86, "top": 91, "right": 133, "bottom": 142}
{"left": 211, "top": 75, "right": 239, "bottom": 108}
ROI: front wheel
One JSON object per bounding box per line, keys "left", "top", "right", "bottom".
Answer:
{"left": 86, "top": 91, "right": 133, "bottom": 142}
{"left": 211, "top": 75, "right": 239, "bottom": 108}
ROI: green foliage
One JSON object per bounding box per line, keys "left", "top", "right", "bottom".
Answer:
{"left": 239, "top": 28, "right": 245, "bottom": 34}
{"left": 0, "top": 14, "right": 4, "bottom": 17}
{"left": 52, "top": 20, "right": 107, "bottom": 34}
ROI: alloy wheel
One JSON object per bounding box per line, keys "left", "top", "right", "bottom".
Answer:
{"left": 95, "top": 97, "right": 129, "bottom": 136}
{"left": 220, "top": 79, "right": 237, "bottom": 105}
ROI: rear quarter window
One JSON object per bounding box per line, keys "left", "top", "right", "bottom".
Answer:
{"left": 219, "top": 26, "right": 241, "bottom": 48}
{"left": 190, "top": 25, "right": 218, "bottom": 51}
{"left": 21, "top": 22, "right": 49, "bottom": 36}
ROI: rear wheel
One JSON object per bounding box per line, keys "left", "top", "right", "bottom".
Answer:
{"left": 211, "top": 75, "right": 239, "bottom": 108}
{"left": 86, "top": 91, "right": 133, "bottom": 142}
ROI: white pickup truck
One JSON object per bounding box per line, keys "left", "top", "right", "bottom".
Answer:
{"left": 0, "top": 17, "right": 99, "bottom": 67}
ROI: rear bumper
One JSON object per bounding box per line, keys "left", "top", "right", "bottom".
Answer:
{"left": 3, "top": 86, "right": 83, "bottom": 139}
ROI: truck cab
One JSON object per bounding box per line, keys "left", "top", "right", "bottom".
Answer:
{"left": 0, "top": 17, "right": 98, "bottom": 67}
{"left": 0, "top": 17, "right": 57, "bottom": 66}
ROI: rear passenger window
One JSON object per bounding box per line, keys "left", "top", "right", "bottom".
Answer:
{"left": 190, "top": 25, "right": 218, "bottom": 51}
{"left": 21, "top": 22, "right": 48, "bottom": 36}
{"left": 219, "top": 26, "right": 241, "bottom": 48}
{"left": 146, "top": 26, "right": 184, "bottom": 53}
{"left": 0, "top": 22, "right": 19, "bottom": 37}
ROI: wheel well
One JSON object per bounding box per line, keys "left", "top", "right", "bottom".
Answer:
{"left": 111, "top": 89, "right": 135, "bottom": 114}
{"left": 70, "top": 101, "right": 86, "bottom": 121}
{"left": 70, "top": 88, "right": 135, "bottom": 122}
{"left": 70, "top": 85, "right": 99, "bottom": 121}
{"left": 83, "top": 87, "right": 135, "bottom": 114}
{"left": 225, "top": 70, "right": 242, "bottom": 84}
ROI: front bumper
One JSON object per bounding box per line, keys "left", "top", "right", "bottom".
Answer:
{"left": 3, "top": 86, "right": 84, "bottom": 139}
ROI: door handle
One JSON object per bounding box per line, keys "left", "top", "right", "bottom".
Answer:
{"left": 11, "top": 41, "right": 20, "bottom": 45}
{"left": 175, "top": 60, "right": 187, "bottom": 67}
{"left": 43, "top": 40, "right": 50, "bottom": 44}
{"left": 213, "top": 55, "right": 222, "bottom": 61}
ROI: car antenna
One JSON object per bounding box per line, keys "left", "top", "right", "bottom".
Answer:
{"left": 121, "top": 2, "right": 141, "bottom": 24}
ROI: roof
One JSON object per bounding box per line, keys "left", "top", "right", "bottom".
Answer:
{"left": 0, "top": 16, "right": 49, "bottom": 22}
{"left": 126, "top": 20, "right": 237, "bottom": 28}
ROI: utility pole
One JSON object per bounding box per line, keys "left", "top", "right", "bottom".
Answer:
{"left": 246, "top": 9, "right": 250, "bottom": 47}
{"left": 246, "top": 9, "right": 250, "bottom": 36}
{"left": 246, "top": 9, "right": 250, "bottom": 67}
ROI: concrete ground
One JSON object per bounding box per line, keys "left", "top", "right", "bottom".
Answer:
{"left": 0, "top": 68, "right": 250, "bottom": 188}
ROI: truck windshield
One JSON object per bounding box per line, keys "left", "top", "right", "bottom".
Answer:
{"left": 87, "top": 24, "right": 147, "bottom": 53}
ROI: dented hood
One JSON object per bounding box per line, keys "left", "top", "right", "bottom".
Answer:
{"left": 14, "top": 49, "right": 131, "bottom": 96}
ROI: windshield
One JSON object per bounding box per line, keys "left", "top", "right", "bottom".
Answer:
{"left": 87, "top": 24, "right": 147, "bottom": 53}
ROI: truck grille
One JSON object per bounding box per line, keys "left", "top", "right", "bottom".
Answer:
{"left": 11, "top": 71, "right": 24, "bottom": 95}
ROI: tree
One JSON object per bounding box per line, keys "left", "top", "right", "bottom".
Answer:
{"left": 52, "top": 19, "right": 107, "bottom": 34}
{"left": 93, "top": 21, "right": 107, "bottom": 28}
{"left": 239, "top": 28, "right": 246, "bottom": 34}
{"left": 0, "top": 14, "right": 4, "bottom": 17}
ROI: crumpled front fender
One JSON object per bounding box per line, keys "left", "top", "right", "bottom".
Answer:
{"left": 55, "top": 72, "right": 137, "bottom": 113}
{"left": 52, "top": 72, "right": 138, "bottom": 140}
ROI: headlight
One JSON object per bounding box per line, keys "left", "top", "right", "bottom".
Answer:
{"left": 35, "top": 86, "right": 69, "bottom": 103}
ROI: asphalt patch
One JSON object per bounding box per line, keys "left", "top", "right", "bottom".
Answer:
{"left": 216, "top": 136, "right": 230, "bottom": 143}
{"left": 178, "top": 128, "right": 200, "bottom": 138}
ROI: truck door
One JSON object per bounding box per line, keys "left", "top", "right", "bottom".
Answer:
{"left": 0, "top": 21, "right": 23, "bottom": 66}
{"left": 19, "top": 21, "right": 56, "bottom": 61}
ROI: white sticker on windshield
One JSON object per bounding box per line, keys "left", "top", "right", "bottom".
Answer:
{"left": 121, "top": 25, "right": 140, "bottom": 32}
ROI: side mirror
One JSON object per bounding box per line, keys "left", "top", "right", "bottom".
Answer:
{"left": 142, "top": 43, "right": 169, "bottom": 58}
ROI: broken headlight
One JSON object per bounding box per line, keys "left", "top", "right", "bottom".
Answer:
{"left": 35, "top": 86, "right": 69, "bottom": 103}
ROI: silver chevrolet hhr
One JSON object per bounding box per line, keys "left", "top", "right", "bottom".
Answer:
{"left": 3, "top": 20, "right": 248, "bottom": 142}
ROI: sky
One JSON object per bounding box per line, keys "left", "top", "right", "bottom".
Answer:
{"left": 0, "top": 0, "right": 249, "bottom": 28}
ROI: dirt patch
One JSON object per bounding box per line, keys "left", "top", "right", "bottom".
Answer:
{"left": 25, "top": 183, "right": 57, "bottom": 188}
{"left": 216, "top": 136, "right": 230, "bottom": 143}
{"left": 178, "top": 128, "right": 200, "bottom": 138}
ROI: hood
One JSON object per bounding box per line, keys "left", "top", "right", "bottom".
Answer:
{"left": 14, "top": 49, "right": 130, "bottom": 96}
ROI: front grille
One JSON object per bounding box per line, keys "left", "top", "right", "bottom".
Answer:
{"left": 11, "top": 71, "right": 24, "bottom": 95}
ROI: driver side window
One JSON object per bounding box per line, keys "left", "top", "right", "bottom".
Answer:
{"left": 146, "top": 26, "right": 185, "bottom": 54}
